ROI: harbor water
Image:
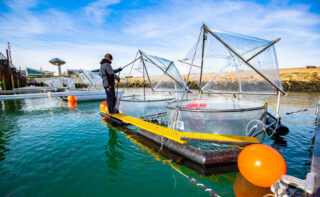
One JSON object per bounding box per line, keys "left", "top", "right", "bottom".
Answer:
{"left": 0, "top": 92, "right": 319, "bottom": 196}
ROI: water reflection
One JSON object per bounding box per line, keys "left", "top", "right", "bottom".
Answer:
{"left": 0, "top": 100, "right": 23, "bottom": 112}
{"left": 0, "top": 100, "right": 22, "bottom": 174}
{"left": 233, "top": 173, "right": 270, "bottom": 197}
{"left": 104, "top": 124, "right": 124, "bottom": 171}
{"left": 271, "top": 136, "right": 288, "bottom": 149}
{"left": 266, "top": 92, "right": 320, "bottom": 107}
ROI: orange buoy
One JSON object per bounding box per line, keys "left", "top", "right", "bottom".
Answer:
{"left": 237, "top": 144, "right": 286, "bottom": 188}
{"left": 100, "top": 101, "right": 108, "bottom": 113}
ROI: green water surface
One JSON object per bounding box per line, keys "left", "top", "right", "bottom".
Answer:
{"left": 0, "top": 92, "right": 319, "bottom": 197}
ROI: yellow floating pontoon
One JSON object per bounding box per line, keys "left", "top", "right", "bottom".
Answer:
{"left": 100, "top": 107, "right": 259, "bottom": 145}
{"left": 100, "top": 102, "right": 259, "bottom": 166}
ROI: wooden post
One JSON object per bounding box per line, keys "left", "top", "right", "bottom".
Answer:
{"left": 11, "top": 71, "right": 15, "bottom": 89}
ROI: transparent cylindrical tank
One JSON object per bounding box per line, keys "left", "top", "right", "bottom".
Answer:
{"left": 119, "top": 95, "right": 173, "bottom": 125}
{"left": 166, "top": 99, "right": 266, "bottom": 142}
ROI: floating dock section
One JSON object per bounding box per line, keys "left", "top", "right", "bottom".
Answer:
{"left": 106, "top": 122, "right": 238, "bottom": 176}
{"left": 100, "top": 108, "right": 259, "bottom": 166}
{"left": 0, "top": 90, "right": 107, "bottom": 101}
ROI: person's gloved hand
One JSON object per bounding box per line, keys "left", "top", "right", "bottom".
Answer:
{"left": 118, "top": 67, "right": 123, "bottom": 72}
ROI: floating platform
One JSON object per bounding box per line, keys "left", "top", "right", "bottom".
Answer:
{"left": 100, "top": 107, "right": 259, "bottom": 166}
{"left": 105, "top": 120, "right": 238, "bottom": 176}
{"left": 0, "top": 90, "right": 114, "bottom": 101}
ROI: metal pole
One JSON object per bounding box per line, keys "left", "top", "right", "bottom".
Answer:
{"left": 153, "top": 61, "right": 174, "bottom": 91}
{"left": 139, "top": 51, "right": 155, "bottom": 92}
{"left": 140, "top": 51, "right": 186, "bottom": 90}
{"left": 246, "top": 38, "right": 281, "bottom": 63}
{"left": 178, "top": 60, "right": 201, "bottom": 68}
{"left": 199, "top": 26, "right": 206, "bottom": 93}
{"left": 142, "top": 55, "right": 145, "bottom": 100}
{"left": 121, "top": 57, "right": 141, "bottom": 70}
{"left": 276, "top": 90, "right": 281, "bottom": 119}
{"left": 118, "top": 52, "right": 139, "bottom": 102}
{"left": 203, "top": 25, "right": 286, "bottom": 95}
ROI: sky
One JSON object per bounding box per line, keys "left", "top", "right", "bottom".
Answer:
{"left": 0, "top": 0, "right": 319, "bottom": 73}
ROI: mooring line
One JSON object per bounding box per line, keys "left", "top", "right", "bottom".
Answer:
{"left": 266, "top": 102, "right": 320, "bottom": 125}
{"left": 168, "top": 160, "right": 220, "bottom": 197}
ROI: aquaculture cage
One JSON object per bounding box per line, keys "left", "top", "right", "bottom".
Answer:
{"left": 167, "top": 99, "right": 266, "bottom": 142}
{"left": 168, "top": 24, "right": 286, "bottom": 142}
{"left": 118, "top": 50, "right": 189, "bottom": 122}
{"left": 119, "top": 94, "right": 174, "bottom": 125}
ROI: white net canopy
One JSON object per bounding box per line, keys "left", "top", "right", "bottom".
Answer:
{"left": 121, "top": 50, "right": 189, "bottom": 93}
{"left": 182, "top": 24, "right": 284, "bottom": 95}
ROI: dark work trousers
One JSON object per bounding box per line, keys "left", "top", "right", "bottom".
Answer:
{"left": 104, "top": 87, "right": 116, "bottom": 114}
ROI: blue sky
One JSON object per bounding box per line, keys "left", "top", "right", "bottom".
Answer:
{"left": 0, "top": 0, "right": 319, "bottom": 72}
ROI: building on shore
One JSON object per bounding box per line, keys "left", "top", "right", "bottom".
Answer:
{"left": 25, "top": 67, "right": 55, "bottom": 85}
{"left": 26, "top": 67, "right": 55, "bottom": 78}
{"left": 306, "top": 66, "right": 317, "bottom": 69}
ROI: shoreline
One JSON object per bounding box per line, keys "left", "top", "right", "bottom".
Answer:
{"left": 117, "top": 67, "right": 320, "bottom": 92}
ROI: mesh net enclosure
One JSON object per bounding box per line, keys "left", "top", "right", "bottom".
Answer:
{"left": 120, "top": 50, "right": 189, "bottom": 94}
{"left": 118, "top": 50, "right": 189, "bottom": 120}
{"left": 182, "top": 24, "right": 284, "bottom": 95}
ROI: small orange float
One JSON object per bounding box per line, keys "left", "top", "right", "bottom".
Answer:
{"left": 67, "top": 96, "right": 77, "bottom": 110}
{"left": 100, "top": 101, "right": 108, "bottom": 113}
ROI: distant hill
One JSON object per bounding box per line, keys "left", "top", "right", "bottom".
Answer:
{"left": 280, "top": 67, "right": 320, "bottom": 92}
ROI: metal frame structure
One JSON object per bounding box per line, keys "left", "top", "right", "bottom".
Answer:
{"left": 185, "top": 24, "right": 285, "bottom": 96}
{"left": 120, "top": 50, "right": 189, "bottom": 102}
{"left": 169, "top": 24, "right": 287, "bottom": 141}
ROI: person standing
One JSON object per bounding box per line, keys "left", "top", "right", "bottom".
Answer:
{"left": 101, "top": 53, "right": 122, "bottom": 114}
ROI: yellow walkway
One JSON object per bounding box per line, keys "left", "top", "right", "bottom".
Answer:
{"left": 101, "top": 109, "right": 259, "bottom": 144}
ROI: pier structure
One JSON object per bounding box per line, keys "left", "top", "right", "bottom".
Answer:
{"left": 310, "top": 99, "right": 320, "bottom": 195}
{"left": 0, "top": 52, "right": 26, "bottom": 90}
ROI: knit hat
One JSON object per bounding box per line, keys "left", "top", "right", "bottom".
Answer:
{"left": 104, "top": 53, "right": 113, "bottom": 60}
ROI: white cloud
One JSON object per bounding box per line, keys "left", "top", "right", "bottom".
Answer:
{"left": 0, "top": 0, "right": 319, "bottom": 73}
{"left": 7, "top": 40, "right": 138, "bottom": 72}
{"left": 4, "top": 0, "right": 38, "bottom": 10}
{"left": 84, "top": 0, "right": 120, "bottom": 24}
{"left": 122, "top": 0, "right": 320, "bottom": 67}
{"left": 0, "top": 6, "right": 75, "bottom": 37}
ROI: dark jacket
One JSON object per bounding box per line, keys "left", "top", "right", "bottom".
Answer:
{"left": 100, "top": 59, "right": 121, "bottom": 88}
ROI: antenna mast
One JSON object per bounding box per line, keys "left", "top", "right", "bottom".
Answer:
{"left": 7, "top": 41, "right": 13, "bottom": 67}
